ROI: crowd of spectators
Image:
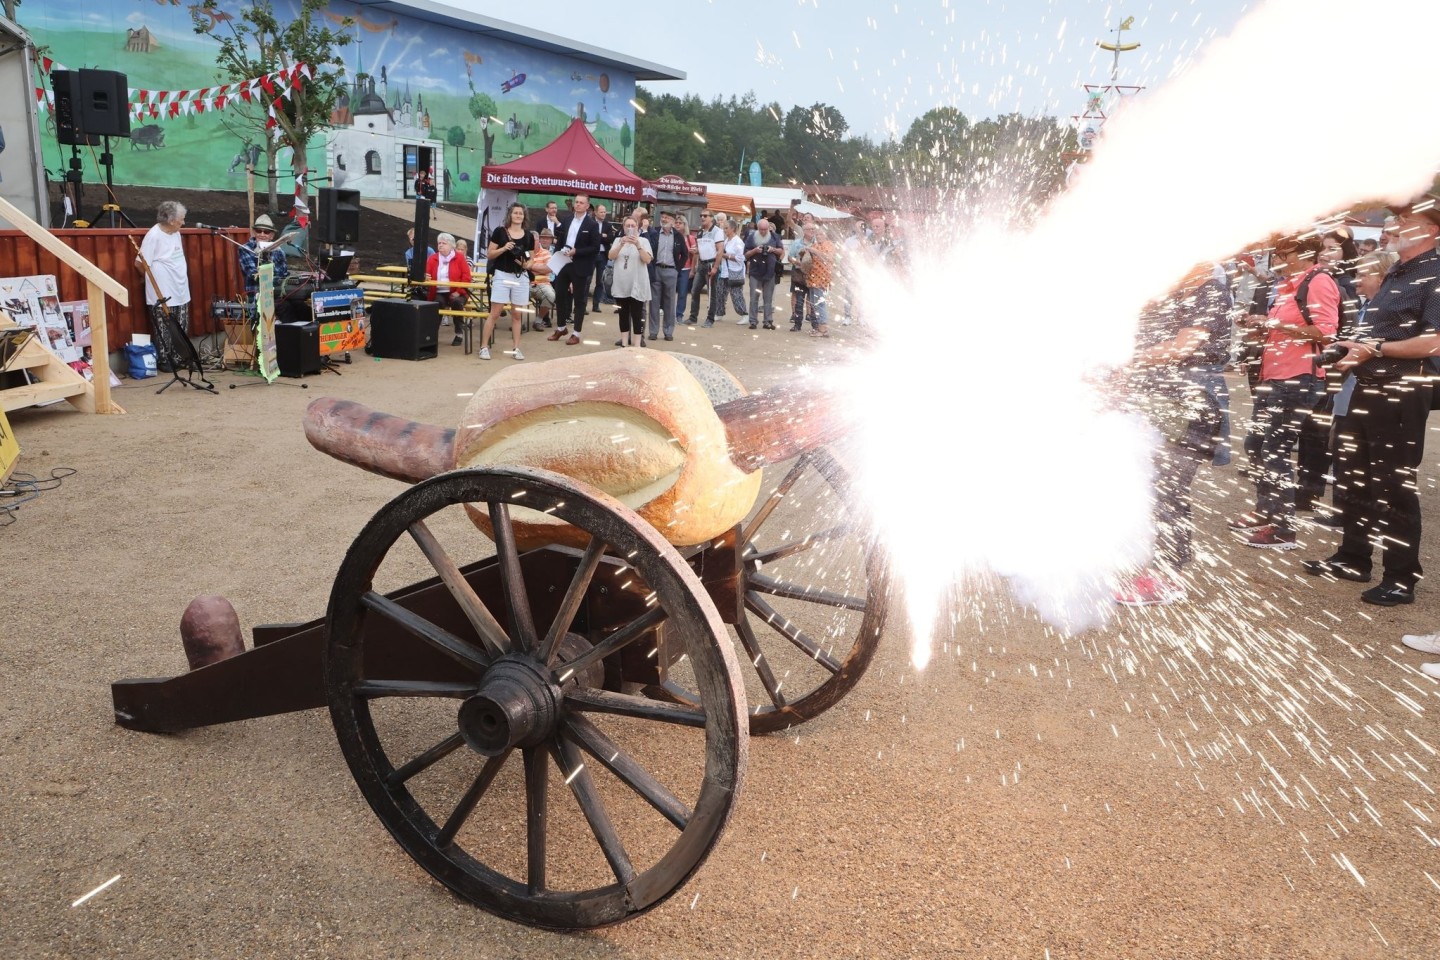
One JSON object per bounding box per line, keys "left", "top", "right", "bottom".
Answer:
{"left": 1114, "top": 191, "right": 1440, "bottom": 675}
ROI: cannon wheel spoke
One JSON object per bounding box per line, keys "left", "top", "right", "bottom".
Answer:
{"left": 739, "top": 453, "right": 812, "bottom": 545}
{"left": 565, "top": 716, "right": 691, "bottom": 830}
{"left": 734, "top": 617, "right": 786, "bottom": 710}
{"left": 488, "top": 502, "right": 540, "bottom": 654}
{"left": 524, "top": 747, "right": 548, "bottom": 893}
{"left": 555, "top": 737, "right": 635, "bottom": 886}
{"left": 745, "top": 592, "right": 841, "bottom": 675}
{"left": 746, "top": 571, "right": 867, "bottom": 611}
{"left": 554, "top": 606, "right": 667, "bottom": 683}
{"left": 408, "top": 520, "right": 511, "bottom": 659}
{"left": 745, "top": 523, "right": 855, "bottom": 566}
{"left": 326, "top": 468, "right": 746, "bottom": 930}
{"left": 437, "top": 750, "right": 511, "bottom": 848}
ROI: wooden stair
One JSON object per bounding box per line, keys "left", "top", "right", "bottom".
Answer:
{"left": 0, "top": 314, "right": 121, "bottom": 414}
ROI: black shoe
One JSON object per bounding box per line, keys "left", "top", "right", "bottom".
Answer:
{"left": 664, "top": 334, "right": 673, "bottom": 341}
{"left": 451, "top": 335, "right": 463, "bottom": 346}
{"left": 1361, "top": 580, "right": 1415, "bottom": 606}
{"left": 789, "top": 324, "right": 802, "bottom": 332}
{"left": 763, "top": 323, "right": 775, "bottom": 330}
{"left": 1301, "top": 558, "right": 1372, "bottom": 583}
{"left": 748, "top": 323, "right": 757, "bottom": 329}
{"left": 1309, "top": 511, "right": 1345, "bottom": 529}
{"left": 686, "top": 317, "right": 698, "bottom": 324}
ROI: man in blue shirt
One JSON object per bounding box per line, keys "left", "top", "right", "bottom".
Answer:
{"left": 238, "top": 214, "right": 289, "bottom": 295}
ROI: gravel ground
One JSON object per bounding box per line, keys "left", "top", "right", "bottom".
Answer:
{"left": 5, "top": 312, "right": 1440, "bottom": 958}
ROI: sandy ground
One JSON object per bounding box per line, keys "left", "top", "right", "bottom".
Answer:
{"left": 5, "top": 308, "right": 1440, "bottom": 959}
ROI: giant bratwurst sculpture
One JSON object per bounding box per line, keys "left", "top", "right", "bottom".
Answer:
{"left": 304, "top": 351, "right": 839, "bottom": 545}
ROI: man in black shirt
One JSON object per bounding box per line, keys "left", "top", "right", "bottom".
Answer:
{"left": 1114, "top": 265, "right": 1230, "bottom": 606}
{"left": 1304, "top": 192, "right": 1440, "bottom": 605}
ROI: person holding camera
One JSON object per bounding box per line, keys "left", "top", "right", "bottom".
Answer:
{"left": 1227, "top": 234, "right": 1338, "bottom": 551}
{"left": 1303, "top": 194, "right": 1440, "bottom": 606}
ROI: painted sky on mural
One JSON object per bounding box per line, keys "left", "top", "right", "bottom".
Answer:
{"left": 474, "top": 0, "right": 1257, "bottom": 139}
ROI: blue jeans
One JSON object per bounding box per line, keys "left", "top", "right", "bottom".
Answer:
{"left": 676, "top": 268, "right": 692, "bottom": 322}
{"left": 804, "top": 286, "right": 829, "bottom": 329}
{"left": 1252, "top": 375, "right": 1322, "bottom": 528}
{"left": 1192, "top": 363, "right": 1231, "bottom": 466}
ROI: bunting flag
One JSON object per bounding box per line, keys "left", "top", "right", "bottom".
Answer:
{"left": 31, "top": 59, "right": 310, "bottom": 125}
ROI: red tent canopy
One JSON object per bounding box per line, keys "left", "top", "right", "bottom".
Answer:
{"left": 481, "top": 119, "right": 655, "bottom": 203}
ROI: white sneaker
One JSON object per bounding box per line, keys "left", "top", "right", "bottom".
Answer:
{"left": 512, "top": 348, "right": 524, "bottom": 361}
{"left": 479, "top": 346, "right": 491, "bottom": 360}
{"left": 1402, "top": 633, "right": 1440, "bottom": 655}
{"left": 736, "top": 316, "right": 749, "bottom": 324}
{"left": 1422, "top": 662, "right": 1440, "bottom": 679}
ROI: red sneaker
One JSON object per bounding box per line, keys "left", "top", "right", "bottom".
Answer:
{"left": 1114, "top": 571, "right": 1187, "bottom": 607}
{"left": 1243, "top": 524, "right": 1299, "bottom": 550}
{"left": 1226, "top": 511, "right": 1269, "bottom": 531}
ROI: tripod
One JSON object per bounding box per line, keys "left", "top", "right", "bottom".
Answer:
{"left": 81, "top": 138, "right": 136, "bottom": 229}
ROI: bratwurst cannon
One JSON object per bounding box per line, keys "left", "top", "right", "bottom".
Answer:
{"left": 112, "top": 351, "right": 889, "bottom": 930}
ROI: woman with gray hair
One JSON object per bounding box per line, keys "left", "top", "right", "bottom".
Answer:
{"left": 136, "top": 200, "right": 191, "bottom": 372}
{"left": 425, "top": 232, "right": 473, "bottom": 346}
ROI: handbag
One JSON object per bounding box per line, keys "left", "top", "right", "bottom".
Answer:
{"left": 601, "top": 261, "right": 614, "bottom": 291}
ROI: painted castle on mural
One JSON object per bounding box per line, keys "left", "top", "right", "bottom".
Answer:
{"left": 23, "top": 0, "right": 638, "bottom": 204}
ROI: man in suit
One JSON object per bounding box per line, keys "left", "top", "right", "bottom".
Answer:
{"left": 547, "top": 192, "right": 601, "bottom": 345}
{"left": 536, "top": 200, "right": 561, "bottom": 236}
{"left": 644, "top": 210, "right": 689, "bottom": 341}
{"left": 590, "top": 202, "right": 619, "bottom": 312}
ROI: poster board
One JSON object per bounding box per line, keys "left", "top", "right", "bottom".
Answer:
{"left": 255, "top": 264, "right": 279, "bottom": 382}
{"left": 311, "top": 288, "right": 367, "bottom": 355}
{"left": 0, "top": 275, "right": 79, "bottom": 362}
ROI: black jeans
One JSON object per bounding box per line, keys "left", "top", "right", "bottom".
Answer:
{"left": 1252, "top": 375, "right": 1322, "bottom": 530}
{"left": 1332, "top": 379, "right": 1432, "bottom": 587}
{"left": 590, "top": 257, "right": 610, "bottom": 311}
{"left": 555, "top": 260, "right": 593, "bottom": 332}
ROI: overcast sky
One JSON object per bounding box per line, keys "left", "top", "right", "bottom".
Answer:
{"left": 451, "top": 0, "right": 1257, "bottom": 140}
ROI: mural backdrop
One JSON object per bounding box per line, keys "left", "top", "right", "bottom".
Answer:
{"left": 24, "top": 1, "right": 637, "bottom": 204}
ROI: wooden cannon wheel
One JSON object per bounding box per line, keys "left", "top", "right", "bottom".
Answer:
{"left": 660, "top": 449, "right": 890, "bottom": 734}
{"left": 325, "top": 467, "right": 748, "bottom": 930}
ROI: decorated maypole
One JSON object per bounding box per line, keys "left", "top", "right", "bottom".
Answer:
{"left": 1064, "top": 17, "right": 1145, "bottom": 178}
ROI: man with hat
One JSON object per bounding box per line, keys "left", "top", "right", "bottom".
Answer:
{"left": 238, "top": 213, "right": 290, "bottom": 295}
{"left": 1304, "top": 189, "right": 1440, "bottom": 606}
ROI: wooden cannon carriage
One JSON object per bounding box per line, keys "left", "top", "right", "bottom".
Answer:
{"left": 111, "top": 352, "right": 890, "bottom": 930}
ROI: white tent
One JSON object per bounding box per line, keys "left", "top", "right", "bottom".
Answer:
{"left": 689, "top": 182, "right": 852, "bottom": 221}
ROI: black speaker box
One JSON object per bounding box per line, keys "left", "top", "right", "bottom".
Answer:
{"left": 51, "top": 71, "right": 97, "bottom": 146}
{"left": 78, "top": 69, "right": 130, "bottom": 139}
{"left": 275, "top": 321, "right": 322, "bottom": 377}
{"left": 370, "top": 300, "right": 439, "bottom": 361}
{"left": 317, "top": 187, "right": 362, "bottom": 245}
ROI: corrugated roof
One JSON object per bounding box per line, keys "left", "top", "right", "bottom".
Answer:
{"left": 351, "top": 1, "right": 685, "bottom": 81}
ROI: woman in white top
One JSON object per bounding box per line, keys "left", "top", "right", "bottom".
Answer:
{"left": 608, "top": 215, "right": 653, "bottom": 347}
{"left": 136, "top": 200, "right": 192, "bottom": 372}
{"left": 483, "top": 203, "right": 536, "bottom": 361}
{"left": 707, "top": 221, "right": 749, "bottom": 325}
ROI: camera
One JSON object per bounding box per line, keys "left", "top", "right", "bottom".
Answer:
{"left": 1317, "top": 343, "right": 1349, "bottom": 366}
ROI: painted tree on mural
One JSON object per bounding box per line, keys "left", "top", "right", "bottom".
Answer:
{"left": 619, "top": 119, "right": 632, "bottom": 166}
{"left": 468, "top": 89, "right": 497, "bottom": 168}
{"left": 192, "top": 0, "right": 349, "bottom": 213}
{"left": 446, "top": 125, "right": 466, "bottom": 184}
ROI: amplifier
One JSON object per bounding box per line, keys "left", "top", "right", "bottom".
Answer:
{"left": 275, "top": 321, "right": 322, "bottom": 377}
{"left": 370, "top": 299, "right": 439, "bottom": 361}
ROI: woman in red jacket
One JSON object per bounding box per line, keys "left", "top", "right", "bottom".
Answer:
{"left": 426, "top": 233, "right": 474, "bottom": 346}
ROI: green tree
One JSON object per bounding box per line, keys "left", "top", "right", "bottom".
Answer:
{"left": 619, "top": 120, "right": 632, "bottom": 166}
{"left": 901, "top": 106, "right": 971, "bottom": 157}
{"left": 193, "top": 0, "right": 349, "bottom": 214}
{"left": 446, "top": 125, "right": 466, "bottom": 182}
{"left": 468, "top": 89, "right": 497, "bottom": 166}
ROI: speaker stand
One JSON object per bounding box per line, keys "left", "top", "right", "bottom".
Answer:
{"left": 83, "top": 138, "right": 136, "bottom": 229}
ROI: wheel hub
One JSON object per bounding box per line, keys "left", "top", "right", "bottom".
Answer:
{"left": 457, "top": 656, "right": 562, "bottom": 756}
